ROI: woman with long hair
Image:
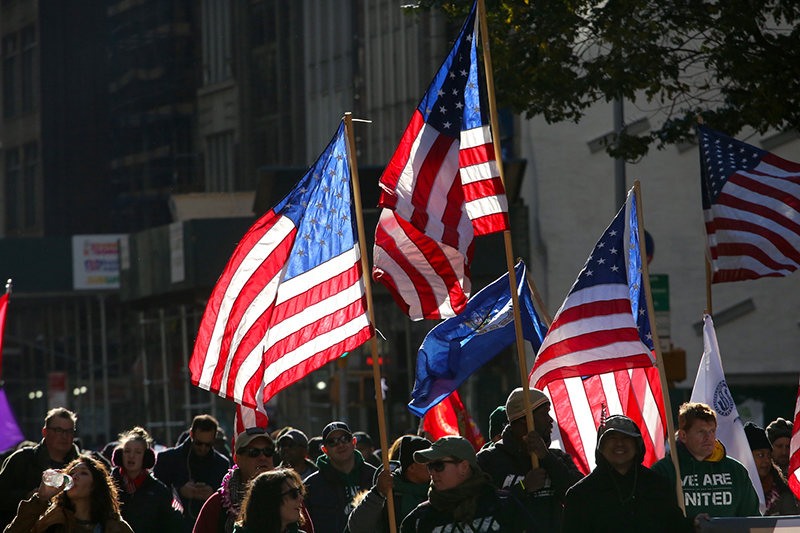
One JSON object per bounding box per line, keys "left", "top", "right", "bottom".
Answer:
{"left": 234, "top": 469, "right": 306, "bottom": 533}
{"left": 4, "top": 454, "right": 134, "bottom": 533}
{"left": 111, "top": 427, "right": 182, "bottom": 533}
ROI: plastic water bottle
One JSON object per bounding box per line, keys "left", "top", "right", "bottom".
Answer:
{"left": 42, "top": 469, "right": 74, "bottom": 491}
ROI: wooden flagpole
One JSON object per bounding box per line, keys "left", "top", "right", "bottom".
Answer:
{"left": 697, "top": 117, "right": 714, "bottom": 316}
{"left": 477, "top": 0, "right": 540, "bottom": 468}
{"left": 633, "top": 180, "right": 686, "bottom": 513}
{"left": 343, "top": 113, "right": 398, "bottom": 533}
{"left": 521, "top": 257, "right": 553, "bottom": 327}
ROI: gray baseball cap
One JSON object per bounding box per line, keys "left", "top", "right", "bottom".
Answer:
{"left": 413, "top": 436, "right": 477, "bottom": 468}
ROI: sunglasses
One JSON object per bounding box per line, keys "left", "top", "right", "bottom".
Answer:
{"left": 325, "top": 435, "right": 352, "bottom": 448}
{"left": 193, "top": 439, "right": 214, "bottom": 448}
{"left": 281, "top": 487, "right": 302, "bottom": 500}
{"left": 426, "top": 460, "right": 461, "bottom": 472}
{"left": 239, "top": 446, "right": 275, "bottom": 458}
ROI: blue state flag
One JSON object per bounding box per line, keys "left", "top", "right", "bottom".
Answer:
{"left": 409, "top": 261, "right": 548, "bottom": 417}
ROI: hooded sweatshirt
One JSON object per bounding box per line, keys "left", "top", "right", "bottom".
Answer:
{"left": 651, "top": 440, "right": 760, "bottom": 518}
{"left": 563, "top": 430, "right": 694, "bottom": 533}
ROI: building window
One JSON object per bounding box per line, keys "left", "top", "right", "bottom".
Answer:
{"left": 5, "top": 148, "right": 20, "bottom": 231}
{"left": 201, "top": 0, "right": 232, "bottom": 85}
{"left": 2, "top": 34, "right": 18, "bottom": 118}
{"left": 23, "top": 143, "right": 37, "bottom": 228}
{"left": 204, "top": 131, "right": 235, "bottom": 192}
{"left": 21, "top": 25, "right": 36, "bottom": 111}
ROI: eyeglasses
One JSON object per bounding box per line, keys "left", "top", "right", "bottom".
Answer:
{"left": 324, "top": 435, "right": 352, "bottom": 448}
{"left": 281, "top": 487, "right": 302, "bottom": 500}
{"left": 47, "top": 427, "right": 75, "bottom": 437}
{"left": 193, "top": 439, "right": 214, "bottom": 448}
{"left": 239, "top": 447, "right": 275, "bottom": 458}
{"left": 426, "top": 460, "right": 461, "bottom": 473}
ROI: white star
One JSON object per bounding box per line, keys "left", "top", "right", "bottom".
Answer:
{"left": 449, "top": 71, "right": 456, "bottom": 79}
{"left": 439, "top": 105, "right": 447, "bottom": 113}
{"left": 297, "top": 249, "right": 306, "bottom": 257}
{"left": 610, "top": 247, "right": 618, "bottom": 254}
{"left": 467, "top": 34, "right": 473, "bottom": 42}
{"left": 460, "top": 69, "right": 467, "bottom": 77}
{"left": 426, "top": 107, "right": 432, "bottom": 114}
{"left": 646, "top": 333, "right": 653, "bottom": 341}
{"left": 597, "top": 242, "right": 605, "bottom": 248}
{"left": 639, "top": 308, "right": 646, "bottom": 316}
{"left": 455, "top": 102, "right": 463, "bottom": 109}
{"left": 586, "top": 270, "right": 593, "bottom": 276}
{"left": 597, "top": 258, "right": 605, "bottom": 265}
{"left": 452, "top": 88, "right": 459, "bottom": 96}
{"left": 609, "top": 230, "right": 618, "bottom": 236}
{"left": 611, "top": 265, "right": 619, "bottom": 272}
{"left": 443, "top": 121, "right": 451, "bottom": 129}
{"left": 437, "top": 89, "right": 445, "bottom": 97}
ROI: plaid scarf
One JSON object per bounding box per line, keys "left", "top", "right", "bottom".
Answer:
{"left": 120, "top": 468, "right": 148, "bottom": 494}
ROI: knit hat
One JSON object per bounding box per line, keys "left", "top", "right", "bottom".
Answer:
{"left": 398, "top": 435, "right": 432, "bottom": 475}
{"left": 505, "top": 387, "right": 550, "bottom": 423}
{"left": 766, "top": 418, "right": 793, "bottom": 443}
{"left": 488, "top": 406, "right": 507, "bottom": 439}
{"left": 413, "top": 436, "right": 477, "bottom": 468}
{"left": 744, "top": 422, "right": 772, "bottom": 451}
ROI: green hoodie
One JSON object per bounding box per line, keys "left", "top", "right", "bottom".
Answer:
{"left": 651, "top": 440, "right": 761, "bottom": 518}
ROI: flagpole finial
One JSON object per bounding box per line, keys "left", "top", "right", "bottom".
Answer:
{"left": 5, "top": 279, "right": 11, "bottom": 295}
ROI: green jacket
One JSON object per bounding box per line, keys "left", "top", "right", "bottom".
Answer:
{"left": 651, "top": 440, "right": 761, "bottom": 518}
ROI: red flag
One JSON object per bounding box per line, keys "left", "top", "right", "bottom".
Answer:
{"left": 0, "top": 293, "right": 8, "bottom": 379}
{"left": 699, "top": 124, "right": 800, "bottom": 283}
{"left": 232, "top": 403, "right": 269, "bottom": 451}
{"left": 190, "top": 123, "right": 372, "bottom": 412}
{"left": 373, "top": 3, "right": 509, "bottom": 321}
{"left": 544, "top": 367, "right": 666, "bottom": 475}
{"left": 422, "top": 390, "right": 485, "bottom": 452}
{"left": 789, "top": 377, "right": 800, "bottom": 500}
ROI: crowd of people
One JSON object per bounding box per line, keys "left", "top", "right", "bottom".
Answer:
{"left": 0, "top": 390, "right": 796, "bottom": 533}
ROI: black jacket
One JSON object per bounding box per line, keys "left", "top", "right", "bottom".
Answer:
{"left": 0, "top": 440, "right": 80, "bottom": 530}
{"left": 152, "top": 438, "right": 231, "bottom": 531}
{"left": 476, "top": 425, "right": 583, "bottom": 532}
{"left": 399, "top": 483, "right": 535, "bottom": 533}
{"left": 304, "top": 452, "right": 376, "bottom": 533}
{"left": 113, "top": 468, "right": 184, "bottom": 533}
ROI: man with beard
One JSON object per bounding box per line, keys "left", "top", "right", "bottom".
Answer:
{"left": 766, "top": 418, "right": 793, "bottom": 479}
{"left": 477, "top": 387, "right": 583, "bottom": 532}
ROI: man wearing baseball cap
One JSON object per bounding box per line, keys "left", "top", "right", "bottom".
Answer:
{"left": 348, "top": 435, "right": 432, "bottom": 533}
{"left": 278, "top": 429, "right": 317, "bottom": 481}
{"left": 304, "top": 422, "right": 376, "bottom": 533}
{"left": 562, "top": 415, "right": 694, "bottom": 532}
{"left": 194, "top": 425, "right": 312, "bottom": 533}
{"left": 399, "top": 436, "right": 534, "bottom": 532}
{"left": 477, "top": 387, "right": 582, "bottom": 532}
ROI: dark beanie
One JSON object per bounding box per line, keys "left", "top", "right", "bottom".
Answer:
{"left": 744, "top": 422, "right": 772, "bottom": 451}
{"left": 766, "top": 418, "right": 793, "bottom": 443}
{"left": 489, "top": 406, "right": 507, "bottom": 439}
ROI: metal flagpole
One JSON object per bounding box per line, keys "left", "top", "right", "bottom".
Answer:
{"left": 633, "top": 180, "right": 686, "bottom": 513}
{"left": 343, "top": 112, "right": 398, "bottom": 533}
{"left": 697, "top": 117, "right": 713, "bottom": 316}
{"left": 477, "top": 0, "right": 540, "bottom": 468}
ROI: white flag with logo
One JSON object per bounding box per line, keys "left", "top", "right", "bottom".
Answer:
{"left": 690, "top": 314, "right": 765, "bottom": 513}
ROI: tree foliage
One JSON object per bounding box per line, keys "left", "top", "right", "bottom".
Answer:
{"left": 413, "top": 0, "right": 800, "bottom": 160}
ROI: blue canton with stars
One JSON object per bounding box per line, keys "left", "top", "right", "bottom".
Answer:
{"left": 699, "top": 124, "right": 767, "bottom": 210}
{"left": 271, "top": 122, "right": 357, "bottom": 281}
{"left": 570, "top": 193, "right": 654, "bottom": 351}
{"left": 417, "top": 2, "right": 486, "bottom": 138}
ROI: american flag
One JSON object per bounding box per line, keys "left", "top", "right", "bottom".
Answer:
{"left": 699, "top": 124, "right": 800, "bottom": 283}
{"left": 232, "top": 403, "right": 269, "bottom": 451}
{"left": 529, "top": 187, "right": 656, "bottom": 389}
{"left": 190, "top": 122, "right": 372, "bottom": 412}
{"left": 545, "top": 367, "right": 665, "bottom": 474}
{"left": 529, "top": 187, "right": 663, "bottom": 473}
{"left": 789, "top": 377, "right": 800, "bottom": 500}
{"left": 373, "top": 2, "right": 509, "bottom": 321}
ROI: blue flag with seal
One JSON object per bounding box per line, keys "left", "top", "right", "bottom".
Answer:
{"left": 409, "top": 261, "right": 548, "bottom": 417}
